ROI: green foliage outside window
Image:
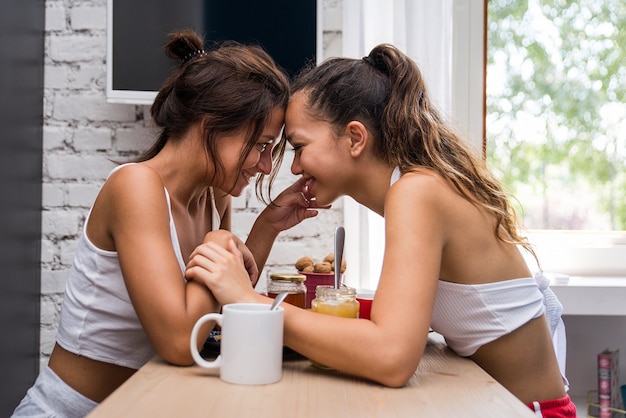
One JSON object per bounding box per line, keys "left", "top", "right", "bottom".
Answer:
{"left": 486, "top": 0, "right": 626, "bottom": 230}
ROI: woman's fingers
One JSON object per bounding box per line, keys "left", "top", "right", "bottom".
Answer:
{"left": 186, "top": 240, "right": 258, "bottom": 305}
{"left": 235, "top": 240, "right": 259, "bottom": 285}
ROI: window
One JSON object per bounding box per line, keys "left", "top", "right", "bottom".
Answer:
{"left": 487, "top": 0, "right": 626, "bottom": 276}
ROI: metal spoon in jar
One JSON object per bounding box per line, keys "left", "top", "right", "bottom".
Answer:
{"left": 334, "top": 226, "right": 345, "bottom": 289}
{"left": 270, "top": 291, "right": 289, "bottom": 311}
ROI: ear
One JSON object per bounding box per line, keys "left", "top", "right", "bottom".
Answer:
{"left": 345, "top": 121, "right": 369, "bottom": 158}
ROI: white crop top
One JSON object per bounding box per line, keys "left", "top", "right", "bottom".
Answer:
{"left": 432, "top": 274, "right": 551, "bottom": 356}
{"left": 390, "top": 167, "right": 568, "bottom": 388}
{"left": 431, "top": 273, "right": 568, "bottom": 389}
{"left": 56, "top": 164, "right": 221, "bottom": 370}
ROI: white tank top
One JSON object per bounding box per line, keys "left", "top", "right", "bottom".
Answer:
{"left": 56, "top": 164, "right": 221, "bottom": 369}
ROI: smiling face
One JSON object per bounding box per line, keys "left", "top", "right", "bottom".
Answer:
{"left": 217, "top": 107, "right": 285, "bottom": 197}
{"left": 284, "top": 93, "right": 352, "bottom": 206}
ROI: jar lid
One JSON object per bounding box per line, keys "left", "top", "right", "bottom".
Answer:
{"left": 270, "top": 273, "right": 306, "bottom": 282}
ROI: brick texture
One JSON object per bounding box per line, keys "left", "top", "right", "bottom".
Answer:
{"left": 40, "top": 0, "right": 344, "bottom": 363}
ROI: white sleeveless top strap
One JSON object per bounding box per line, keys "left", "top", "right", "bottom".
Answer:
{"left": 209, "top": 187, "right": 221, "bottom": 231}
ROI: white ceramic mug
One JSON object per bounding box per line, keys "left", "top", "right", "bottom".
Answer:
{"left": 190, "top": 303, "right": 284, "bottom": 385}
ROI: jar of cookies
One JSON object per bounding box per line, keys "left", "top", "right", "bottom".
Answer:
{"left": 267, "top": 273, "right": 307, "bottom": 309}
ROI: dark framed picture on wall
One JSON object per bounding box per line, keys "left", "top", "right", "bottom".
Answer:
{"left": 106, "top": 0, "right": 320, "bottom": 104}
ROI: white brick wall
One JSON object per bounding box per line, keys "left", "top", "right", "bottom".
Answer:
{"left": 40, "top": 0, "right": 344, "bottom": 369}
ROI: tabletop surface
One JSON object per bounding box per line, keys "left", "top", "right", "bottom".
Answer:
{"left": 89, "top": 337, "right": 535, "bottom": 418}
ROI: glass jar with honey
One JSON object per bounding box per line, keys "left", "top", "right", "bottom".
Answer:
{"left": 267, "top": 273, "right": 307, "bottom": 309}
{"left": 311, "top": 285, "right": 360, "bottom": 318}
{"left": 310, "top": 285, "right": 360, "bottom": 369}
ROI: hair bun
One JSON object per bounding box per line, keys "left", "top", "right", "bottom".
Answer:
{"left": 164, "top": 29, "right": 205, "bottom": 63}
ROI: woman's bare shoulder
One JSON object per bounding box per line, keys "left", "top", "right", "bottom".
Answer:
{"left": 384, "top": 168, "right": 469, "bottom": 242}
{"left": 386, "top": 168, "right": 452, "bottom": 207}
{"left": 106, "top": 163, "right": 163, "bottom": 186}
{"left": 88, "top": 164, "right": 169, "bottom": 250}
{"left": 96, "top": 163, "right": 169, "bottom": 221}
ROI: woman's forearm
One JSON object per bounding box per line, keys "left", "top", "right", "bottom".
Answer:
{"left": 245, "top": 216, "right": 280, "bottom": 273}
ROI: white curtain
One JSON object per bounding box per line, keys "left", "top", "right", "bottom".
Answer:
{"left": 342, "top": 0, "right": 453, "bottom": 108}
{"left": 340, "top": 0, "right": 484, "bottom": 290}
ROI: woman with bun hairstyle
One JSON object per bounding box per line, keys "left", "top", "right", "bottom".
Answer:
{"left": 12, "top": 29, "right": 320, "bottom": 417}
{"left": 187, "top": 44, "right": 576, "bottom": 417}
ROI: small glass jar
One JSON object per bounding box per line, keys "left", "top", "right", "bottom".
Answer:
{"left": 310, "top": 285, "right": 360, "bottom": 369}
{"left": 267, "top": 273, "right": 307, "bottom": 309}
{"left": 311, "top": 285, "right": 360, "bottom": 318}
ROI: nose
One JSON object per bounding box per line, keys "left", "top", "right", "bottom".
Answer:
{"left": 290, "top": 154, "right": 302, "bottom": 175}
{"left": 256, "top": 148, "right": 272, "bottom": 175}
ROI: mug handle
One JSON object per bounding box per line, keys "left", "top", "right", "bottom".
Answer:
{"left": 190, "top": 313, "right": 222, "bottom": 369}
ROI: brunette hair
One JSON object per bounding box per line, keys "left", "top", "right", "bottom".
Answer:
{"left": 137, "top": 29, "right": 290, "bottom": 201}
{"left": 291, "top": 43, "right": 536, "bottom": 259}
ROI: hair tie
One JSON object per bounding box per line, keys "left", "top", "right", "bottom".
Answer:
{"left": 182, "top": 49, "right": 206, "bottom": 64}
{"left": 363, "top": 55, "right": 388, "bottom": 75}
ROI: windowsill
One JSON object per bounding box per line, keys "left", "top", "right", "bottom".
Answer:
{"left": 547, "top": 274, "right": 626, "bottom": 316}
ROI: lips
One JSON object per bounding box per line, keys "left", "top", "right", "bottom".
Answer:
{"left": 231, "top": 172, "right": 255, "bottom": 195}
{"left": 242, "top": 171, "right": 255, "bottom": 185}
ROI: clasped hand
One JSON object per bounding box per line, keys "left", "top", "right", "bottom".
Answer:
{"left": 186, "top": 237, "right": 259, "bottom": 306}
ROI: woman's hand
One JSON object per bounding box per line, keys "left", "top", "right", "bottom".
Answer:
{"left": 258, "top": 176, "right": 330, "bottom": 233}
{"left": 200, "top": 230, "right": 259, "bottom": 285}
{"left": 245, "top": 176, "right": 330, "bottom": 273}
{"left": 186, "top": 239, "right": 261, "bottom": 306}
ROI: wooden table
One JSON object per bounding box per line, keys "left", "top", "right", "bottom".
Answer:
{"left": 89, "top": 337, "right": 535, "bottom": 417}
